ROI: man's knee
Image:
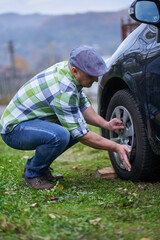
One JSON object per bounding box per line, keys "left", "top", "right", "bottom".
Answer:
{"left": 47, "top": 125, "right": 70, "bottom": 148}
{"left": 58, "top": 127, "right": 70, "bottom": 146}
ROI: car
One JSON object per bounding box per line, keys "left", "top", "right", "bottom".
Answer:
{"left": 98, "top": 0, "right": 160, "bottom": 181}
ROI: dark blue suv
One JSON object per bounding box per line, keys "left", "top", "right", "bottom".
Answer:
{"left": 98, "top": 0, "right": 160, "bottom": 181}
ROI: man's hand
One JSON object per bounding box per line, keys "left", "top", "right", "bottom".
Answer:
{"left": 82, "top": 107, "right": 124, "bottom": 132}
{"left": 116, "top": 144, "right": 131, "bottom": 172}
{"left": 107, "top": 118, "right": 124, "bottom": 131}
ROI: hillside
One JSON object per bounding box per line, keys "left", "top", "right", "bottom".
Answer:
{"left": 0, "top": 10, "right": 130, "bottom": 70}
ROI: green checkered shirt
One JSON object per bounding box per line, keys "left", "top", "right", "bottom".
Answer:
{"left": 0, "top": 61, "right": 91, "bottom": 138}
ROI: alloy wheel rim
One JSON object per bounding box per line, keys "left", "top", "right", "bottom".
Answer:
{"left": 109, "top": 106, "right": 134, "bottom": 170}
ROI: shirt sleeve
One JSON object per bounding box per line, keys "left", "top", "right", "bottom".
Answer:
{"left": 79, "top": 89, "right": 92, "bottom": 112}
{"left": 51, "top": 91, "right": 89, "bottom": 139}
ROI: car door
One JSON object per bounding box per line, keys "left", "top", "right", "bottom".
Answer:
{"left": 144, "top": 26, "right": 160, "bottom": 153}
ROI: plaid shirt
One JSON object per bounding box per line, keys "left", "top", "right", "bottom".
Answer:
{"left": 0, "top": 61, "right": 91, "bottom": 138}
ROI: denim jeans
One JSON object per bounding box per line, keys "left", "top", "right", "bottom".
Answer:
{"left": 1, "top": 119, "right": 78, "bottom": 178}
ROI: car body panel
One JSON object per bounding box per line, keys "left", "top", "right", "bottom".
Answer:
{"left": 98, "top": 23, "right": 160, "bottom": 155}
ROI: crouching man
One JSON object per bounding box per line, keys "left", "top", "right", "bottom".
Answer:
{"left": 0, "top": 45, "right": 131, "bottom": 190}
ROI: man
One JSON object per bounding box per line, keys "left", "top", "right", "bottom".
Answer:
{"left": 0, "top": 45, "right": 131, "bottom": 190}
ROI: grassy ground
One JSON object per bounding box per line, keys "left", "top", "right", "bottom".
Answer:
{"left": 0, "top": 126, "right": 160, "bottom": 240}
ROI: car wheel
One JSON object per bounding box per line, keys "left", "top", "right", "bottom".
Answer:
{"left": 105, "top": 89, "right": 155, "bottom": 181}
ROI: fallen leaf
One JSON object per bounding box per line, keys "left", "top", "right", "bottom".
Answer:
{"left": 132, "top": 193, "right": 137, "bottom": 197}
{"left": 30, "top": 203, "right": 39, "bottom": 207}
{"left": 4, "top": 190, "right": 11, "bottom": 194}
{"left": 138, "top": 184, "right": 145, "bottom": 190}
{"left": 72, "top": 164, "right": 81, "bottom": 170}
{"left": 48, "top": 214, "right": 56, "bottom": 219}
{"left": 89, "top": 218, "right": 101, "bottom": 225}
{"left": 72, "top": 166, "right": 79, "bottom": 169}
{"left": 56, "top": 184, "right": 64, "bottom": 190}
{"left": 22, "top": 156, "right": 29, "bottom": 159}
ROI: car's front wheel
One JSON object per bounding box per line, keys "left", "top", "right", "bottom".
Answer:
{"left": 105, "top": 89, "right": 155, "bottom": 181}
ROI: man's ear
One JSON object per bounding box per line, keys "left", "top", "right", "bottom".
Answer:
{"left": 71, "top": 67, "right": 78, "bottom": 77}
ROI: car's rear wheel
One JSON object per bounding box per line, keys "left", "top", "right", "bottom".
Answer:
{"left": 105, "top": 89, "right": 156, "bottom": 181}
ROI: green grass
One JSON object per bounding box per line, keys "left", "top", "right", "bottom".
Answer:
{"left": 0, "top": 126, "right": 160, "bottom": 240}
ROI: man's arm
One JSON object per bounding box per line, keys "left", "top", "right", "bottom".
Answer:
{"left": 82, "top": 106, "right": 124, "bottom": 131}
{"left": 77, "top": 131, "right": 131, "bottom": 172}
{"left": 81, "top": 106, "right": 131, "bottom": 171}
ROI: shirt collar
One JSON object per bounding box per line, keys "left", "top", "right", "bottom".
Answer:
{"left": 66, "top": 62, "right": 82, "bottom": 92}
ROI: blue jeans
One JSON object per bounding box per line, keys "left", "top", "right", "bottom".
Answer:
{"left": 1, "top": 119, "right": 78, "bottom": 178}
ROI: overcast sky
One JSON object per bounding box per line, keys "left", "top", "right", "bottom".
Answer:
{"left": 0, "top": 0, "right": 134, "bottom": 15}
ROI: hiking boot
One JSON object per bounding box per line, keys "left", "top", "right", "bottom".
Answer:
{"left": 23, "top": 175, "right": 54, "bottom": 190}
{"left": 44, "top": 168, "right": 64, "bottom": 181}
{"left": 22, "top": 167, "right": 63, "bottom": 181}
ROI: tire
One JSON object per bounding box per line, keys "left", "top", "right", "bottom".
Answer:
{"left": 105, "top": 89, "right": 155, "bottom": 181}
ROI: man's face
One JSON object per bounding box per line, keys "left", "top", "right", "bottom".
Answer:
{"left": 71, "top": 67, "right": 98, "bottom": 88}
